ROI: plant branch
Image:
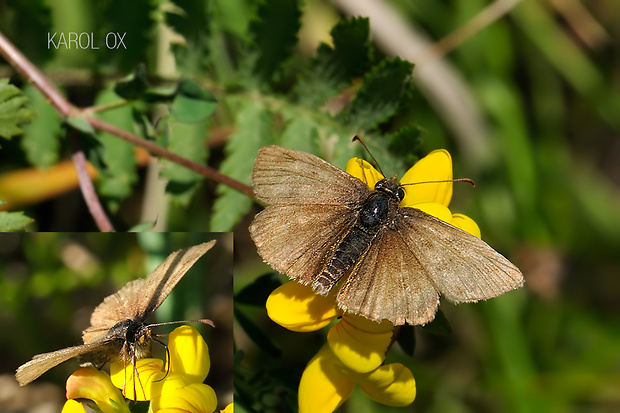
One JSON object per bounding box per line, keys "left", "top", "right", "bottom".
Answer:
{"left": 70, "top": 134, "right": 114, "bottom": 232}
{"left": 0, "top": 31, "right": 254, "bottom": 199}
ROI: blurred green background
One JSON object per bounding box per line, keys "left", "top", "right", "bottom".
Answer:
{"left": 0, "top": 0, "right": 619, "bottom": 411}
{"left": 0, "top": 232, "right": 233, "bottom": 411}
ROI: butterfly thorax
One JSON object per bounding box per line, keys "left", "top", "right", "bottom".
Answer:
{"left": 79, "top": 319, "right": 152, "bottom": 367}
{"left": 311, "top": 179, "right": 403, "bottom": 295}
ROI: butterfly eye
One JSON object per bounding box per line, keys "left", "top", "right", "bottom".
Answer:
{"left": 397, "top": 187, "right": 405, "bottom": 201}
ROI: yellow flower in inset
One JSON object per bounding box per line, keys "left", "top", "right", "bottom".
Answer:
{"left": 61, "top": 399, "right": 86, "bottom": 413}
{"left": 65, "top": 367, "right": 129, "bottom": 413}
{"left": 109, "top": 326, "right": 216, "bottom": 412}
{"left": 221, "top": 403, "right": 234, "bottom": 413}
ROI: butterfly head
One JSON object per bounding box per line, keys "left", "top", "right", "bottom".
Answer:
{"left": 374, "top": 179, "right": 405, "bottom": 203}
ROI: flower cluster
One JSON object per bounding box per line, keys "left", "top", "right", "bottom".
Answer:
{"left": 266, "top": 150, "right": 481, "bottom": 412}
{"left": 61, "top": 325, "right": 229, "bottom": 413}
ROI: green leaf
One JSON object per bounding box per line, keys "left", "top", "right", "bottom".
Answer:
{"left": 166, "top": 0, "right": 211, "bottom": 75}
{"left": 210, "top": 101, "right": 272, "bottom": 231}
{"left": 93, "top": 88, "right": 138, "bottom": 208}
{"left": 158, "top": 118, "right": 209, "bottom": 206}
{"left": 20, "top": 84, "right": 62, "bottom": 168}
{"left": 249, "top": 0, "right": 302, "bottom": 82}
{"left": 0, "top": 79, "right": 36, "bottom": 140}
{"left": 65, "top": 115, "right": 96, "bottom": 136}
{"left": 114, "top": 64, "right": 150, "bottom": 101}
{"left": 170, "top": 80, "right": 218, "bottom": 123}
{"left": 340, "top": 57, "right": 414, "bottom": 130}
{"left": 234, "top": 306, "right": 281, "bottom": 357}
{"left": 0, "top": 202, "right": 33, "bottom": 231}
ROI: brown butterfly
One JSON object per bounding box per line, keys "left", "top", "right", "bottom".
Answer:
{"left": 15, "top": 241, "right": 216, "bottom": 387}
{"left": 249, "top": 145, "right": 524, "bottom": 326}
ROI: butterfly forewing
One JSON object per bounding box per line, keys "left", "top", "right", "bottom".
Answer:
{"left": 15, "top": 341, "right": 114, "bottom": 386}
{"left": 396, "top": 208, "right": 523, "bottom": 303}
{"left": 253, "top": 145, "right": 370, "bottom": 206}
{"left": 83, "top": 241, "right": 215, "bottom": 343}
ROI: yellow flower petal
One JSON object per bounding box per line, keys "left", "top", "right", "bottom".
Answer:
{"left": 400, "top": 149, "right": 453, "bottom": 207}
{"left": 61, "top": 399, "right": 86, "bottom": 413}
{"left": 326, "top": 315, "right": 393, "bottom": 373}
{"left": 168, "top": 325, "right": 210, "bottom": 383}
{"left": 66, "top": 367, "right": 129, "bottom": 413}
{"left": 410, "top": 202, "right": 453, "bottom": 224}
{"left": 452, "top": 213, "right": 481, "bottom": 238}
{"left": 153, "top": 382, "right": 218, "bottom": 413}
{"left": 221, "top": 403, "right": 234, "bottom": 413}
{"left": 266, "top": 281, "right": 340, "bottom": 332}
{"left": 299, "top": 345, "right": 355, "bottom": 413}
{"left": 345, "top": 158, "right": 384, "bottom": 188}
{"left": 110, "top": 358, "right": 165, "bottom": 401}
{"left": 359, "top": 363, "right": 416, "bottom": 407}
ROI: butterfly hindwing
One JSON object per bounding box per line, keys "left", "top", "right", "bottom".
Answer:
{"left": 337, "top": 228, "right": 440, "bottom": 325}
{"left": 250, "top": 204, "right": 358, "bottom": 285}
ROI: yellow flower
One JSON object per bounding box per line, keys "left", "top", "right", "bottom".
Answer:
{"left": 64, "top": 367, "right": 129, "bottom": 413}
{"left": 266, "top": 149, "right": 480, "bottom": 411}
{"left": 298, "top": 345, "right": 415, "bottom": 412}
{"left": 66, "top": 325, "right": 217, "bottom": 413}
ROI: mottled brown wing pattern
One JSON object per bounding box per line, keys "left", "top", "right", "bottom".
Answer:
{"left": 83, "top": 241, "right": 215, "bottom": 343}
{"left": 337, "top": 229, "right": 441, "bottom": 325}
{"left": 253, "top": 145, "right": 370, "bottom": 206}
{"left": 15, "top": 341, "right": 113, "bottom": 386}
{"left": 396, "top": 208, "right": 523, "bottom": 303}
{"left": 250, "top": 204, "right": 357, "bottom": 284}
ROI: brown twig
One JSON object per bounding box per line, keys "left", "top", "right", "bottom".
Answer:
{"left": 0, "top": 31, "right": 255, "bottom": 201}
{"left": 69, "top": 134, "right": 115, "bottom": 232}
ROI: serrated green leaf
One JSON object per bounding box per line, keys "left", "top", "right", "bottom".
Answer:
{"left": 295, "top": 18, "right": 372, "bottom": 107}
{"left": 340, "top": 58, "right": 414, "bottom": 130}
{"left": 170, "top": 80, "right": 218, "bottom": 123}
{"left": 388, "top": 124, "right": 423, "bottom": 167}
{"left": 166, "top": 0, "right": 211, "bottom": 75}
{"left": 249, "top": 0, "right": 302, "bottom": 82}
{"left": 0, "top": 208, "right": 33, "bottom": 231}
{"left": 210, "top": 101, "right": 272, "bottom": 231}
{"left": 95, "top": 0, "right": 157, "bottom": 72}
{"left": 0, "top": 79, "right": 36, "bottom": 140}
{"left": 279, "top": 113, "right": 319, "bottom": 153}
{"left": 93, "top": 88, "right": 137, "bottom": 208}
{"left": 20, "top": 84, "right": 62, "bottom": 168}
{"left": 158, "top": 118, "right": 209, "bottom": 206}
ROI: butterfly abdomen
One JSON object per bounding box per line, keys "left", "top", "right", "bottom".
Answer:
{"left": 312, "top": 189, "right": 399, "bottom": 295}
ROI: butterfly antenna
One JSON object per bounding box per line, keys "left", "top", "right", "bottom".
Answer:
{"left": 147, "top": 318, "right": 215, "bottom": 328}
{"left": 352, "top": 135, "right": 387, "bottom": 178}
{"left": 401, "top": 177, "right": 476, "bottom": 187}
